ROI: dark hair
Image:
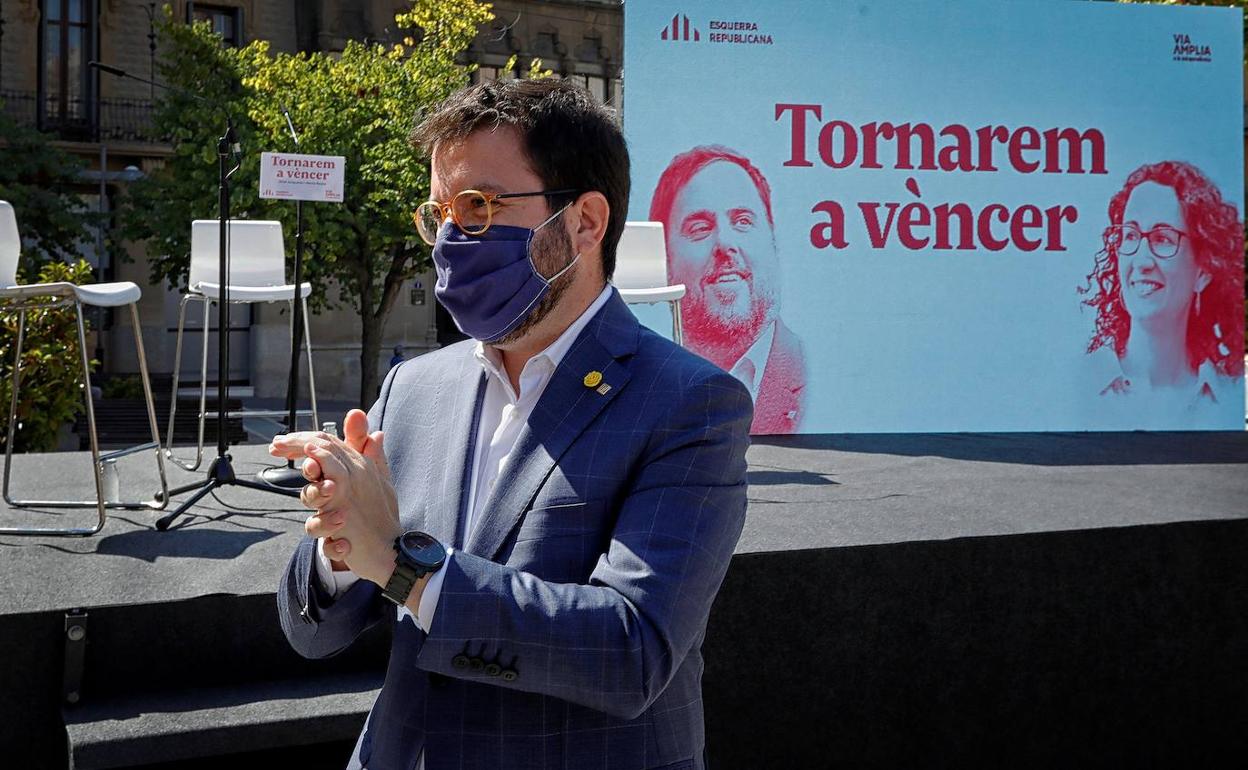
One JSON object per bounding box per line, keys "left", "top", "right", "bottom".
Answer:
{"left": 411, "top": 78, "right": 630, "bottom": 279}
{"left": 1081, "top": 160, "right": 1244, "bottom": 377}
{"left": 649, "top": 144, "right": 775, "bottom": 232}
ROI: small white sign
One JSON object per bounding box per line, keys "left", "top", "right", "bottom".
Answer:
{"left": 259, "top": 152, "right": 345, "bottom": 202}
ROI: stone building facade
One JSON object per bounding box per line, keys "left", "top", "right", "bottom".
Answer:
{"left": 0, "top": 0, "right": 622, "bottom": 405}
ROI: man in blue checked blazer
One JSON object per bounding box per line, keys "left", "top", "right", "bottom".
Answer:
{"left": 272, "top": 78, "right": 752, "bottom": 770}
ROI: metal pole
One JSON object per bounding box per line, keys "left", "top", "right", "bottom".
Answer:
{"left": 259, "top": 108, "right": 314, "bottom": 489}
{"left": 286, "top": 198, "right": 304, "bottom": 435}
{"left": 284, "top": 109, "right": 304, "bottom": 442}
{"left": 96, "top": 144, "right": 107, "bottom": 366}
{"left": 217, "top": 127, "right": 231, "bottom": 457}
{"left": 144, "top": 2, "right": 156, "bottom": 101}
{"left": 0, "top": 1, "right": 7, "bottom": 89}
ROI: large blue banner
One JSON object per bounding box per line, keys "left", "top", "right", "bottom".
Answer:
{"left": 624, "top": 0, "right": 1244, "bottom": 433}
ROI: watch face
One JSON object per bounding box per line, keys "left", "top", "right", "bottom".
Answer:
{"left": 400, "top": 531, "right": 446, "bottom": 566}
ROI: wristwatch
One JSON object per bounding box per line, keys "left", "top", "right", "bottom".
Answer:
{"left": 380, "top": 530, "right": 447, "bottom": 606}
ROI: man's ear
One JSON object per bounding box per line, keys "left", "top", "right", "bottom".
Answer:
{"left": 570, "top": 191, "right": 610, "bottom": 269}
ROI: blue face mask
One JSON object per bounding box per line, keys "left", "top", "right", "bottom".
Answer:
{"left": 432, "top": 204, "right": 580, "bottom": 343}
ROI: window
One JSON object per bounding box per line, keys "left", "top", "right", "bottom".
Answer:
{"left": 570, "top": 74, "right": 613, "bottom": 105}
{"left": 534, "top": 31, "right": 558, "bottom": 60}
{"left": 39, "top": 0, "right": 96, "bottom": 137}
{"left": 577, "top": 34, "right": 603, "bottom": 62}
{"left": 188, "top": 3, "right": 243, "bottom": 47}
{"left": 474, "top": 66, "right": 501, "bottom": 84}
{"left": 584, "top": 75, "right": 606, "bottom": 104}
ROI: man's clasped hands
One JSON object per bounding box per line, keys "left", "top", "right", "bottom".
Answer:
{"left": 269, "top": 409, "right": 403, "bottom": 589}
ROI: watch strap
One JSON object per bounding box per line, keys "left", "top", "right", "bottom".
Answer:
{"left": 381, "top": 559, "right": 420, "bottom": 606}
{"left": 376, "top": 559, "right": 421, "bottom": 606}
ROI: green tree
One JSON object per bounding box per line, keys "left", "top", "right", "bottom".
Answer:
{"left": 0, "top": 106, "right": 98, "bottom": 268}
{"left": 0, "top": 110, "right": 102, "bottom": 452}
{"left": 121, "top": 0, "right": 491, "bottom": 405}
{"left": 117, "top": 7, "right": 259, "bottom": 294}
{"left": 0, "top": 260, "right": 99, "bottom": 453}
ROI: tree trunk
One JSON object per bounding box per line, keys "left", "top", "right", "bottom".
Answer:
{"left": 358, "top": 258, "right": 381, "bottom": 408}
{"left": 359, "top": 313, "right": 382, "bottom": 409}
{"left": 358, "top": 245, "right": 415, "bottom": 408}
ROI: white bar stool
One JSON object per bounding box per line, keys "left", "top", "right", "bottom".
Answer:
{"left": 614, "top": 221, "right": 686, "bottom": 346}
{"left": 0, "top": 200, "right": 169, "bottom": 536}
{"left": 166, "top": 219, "right": 318, "bottom": 471}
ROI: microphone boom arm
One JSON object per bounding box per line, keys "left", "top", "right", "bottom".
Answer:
{"left": 89, "top": 60, "right": 214, "bottom": 107}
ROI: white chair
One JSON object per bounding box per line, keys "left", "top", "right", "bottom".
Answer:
{"left": 0, "top": 200, "right": 168, "bottom": 536}
{"left": 166, "top": 220, "right": 318, "bottom": 471}
{"left": 614, "top": 221, "right": 686, "bottom": 345}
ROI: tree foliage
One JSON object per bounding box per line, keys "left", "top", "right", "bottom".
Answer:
{"left": 0, "top": 112, "right": 102, "bottom": 452}
{"left": 0, "top": 106, "right": 98, "bottom": 269}
{"left": 120, "top": 0, "right": 492, "bottom": 404}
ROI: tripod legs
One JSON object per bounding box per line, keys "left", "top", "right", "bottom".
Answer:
{"left": 155, "top": 453, "right": 301, "bottom": 530}
{"left": 156, "top": 122, "right": 307, "bottom": 532}
{"left": 155, "top": 476, "right": 218, "bottom": 531}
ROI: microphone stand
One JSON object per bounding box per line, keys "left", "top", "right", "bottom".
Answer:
{"left": 259, "top": 106, "right": 312, "bottom": 490}
{"left": 89, "top": 62, "right": 300, "bottom": 531}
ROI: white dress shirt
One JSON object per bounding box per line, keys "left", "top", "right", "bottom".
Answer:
{"left": 728, "top": 319, "right": 774, "bottom": 404}
{"left": 314, "top": 283, "right": 616, "bottom": 627}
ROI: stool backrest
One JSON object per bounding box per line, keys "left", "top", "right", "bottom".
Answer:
{"left": 612, "top": 221, "right": 670, "bottom": 291}
{"left": 189, "top": 220, "right": 287, "bottom": 289}
{"left": 0, "top": 201, "right": 21, "bottom": 288}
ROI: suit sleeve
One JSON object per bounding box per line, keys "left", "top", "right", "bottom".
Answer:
{"left": 276, "top": 364, "right": 402, "bottom": 659}
{"left": 415, "top": 368, "right": 752, "bottom": 719}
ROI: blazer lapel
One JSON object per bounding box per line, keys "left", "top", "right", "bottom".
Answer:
{"left": 402, "top": 350, "right": 486, "bottom": 550}
{"left": 752, "top": 318, "right": 806, "bottom": 433}
{"left": 463, "top": 290, "right": 639, "bottom": 560}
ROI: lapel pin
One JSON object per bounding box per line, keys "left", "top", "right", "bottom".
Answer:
{"left": 583, "top": 370, "right": 603, "bottom": 388}
{"left": 596, "top": 383, "right": 612, "bottom": 395}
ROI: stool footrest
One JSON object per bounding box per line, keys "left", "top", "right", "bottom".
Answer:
{"left": 97, "top": 442, "right": 160, "bottom": 463}
{"left": 197, "top": 409, "right": 315, "bottom": 420}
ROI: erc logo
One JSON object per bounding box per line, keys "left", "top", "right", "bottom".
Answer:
{"left": 659, "top": 14, "right": 774, "bottom": 46}
{"left": 660, "top": 13, "right": 700, "bottom": 42}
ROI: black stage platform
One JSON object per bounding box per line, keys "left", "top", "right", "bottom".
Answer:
{"left": 2, "top": 434, "right": 1246, "bottom": 768}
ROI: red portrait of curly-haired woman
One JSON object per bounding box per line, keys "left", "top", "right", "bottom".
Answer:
{"left": 1082, "top": 160, "right": 1244, "bottom": 407}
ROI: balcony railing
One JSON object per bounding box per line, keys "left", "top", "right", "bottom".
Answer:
{"left": 0, "top": 90, "right": 159, "bottom": 144}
